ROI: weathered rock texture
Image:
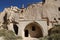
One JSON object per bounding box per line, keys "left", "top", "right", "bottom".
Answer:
{"left": 0, "top": 0, "right": 60, "bottom": 39}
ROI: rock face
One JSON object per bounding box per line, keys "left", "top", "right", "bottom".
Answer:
{"left": 0, "top": 0, "right": 60, "bottom": 39}
{"left": 0, "top": 37, "right": 4, "bottom": 40}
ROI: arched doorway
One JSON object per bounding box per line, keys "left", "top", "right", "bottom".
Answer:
{"left": 24, "top": 22, "right": 43, "bottom": 38}
{"left": 13, "top": 24, "right": 18, "bottom": 35}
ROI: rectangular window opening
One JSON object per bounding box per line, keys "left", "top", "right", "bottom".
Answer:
{"left": 58, "top": 7, "right": 60, "bottom": 11}
{"left": 32, "top": 26, "right": 35, "bottom": 31}
{"left": 58, "top": 18, "right": 60, "bottom": 20}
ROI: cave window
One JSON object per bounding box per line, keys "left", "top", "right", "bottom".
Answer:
{"left": 13, "top": 24, "right": 18, "bottom": 35}
{"left": 21, "top": 10, "right": 23, "bottom": 13}
{"left": 58, "top": 7, "right": 60, "bottom": 11}
{"left": 3, "top": 13, "right": 7, "bottom": 24}
{"left": 32, "top": 26, "right": 35, "bottom": 31}
{"left": 42, "top": 0, "right": 45, "bottom": 4}
{"left": 54, "top": 18, "right": 56, "bottom": 20}
{"left": 58, "top": 18, "right": 60, "bottom": 20}
{"left": 25, "top": 30, "right": 29, "bottom": 37}
{"left": 55, "top": 0, "right": 57, "bottom": 1}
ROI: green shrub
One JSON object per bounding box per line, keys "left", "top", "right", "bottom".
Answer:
{"left": 48, "top": 24, "right": 60, "bottom": 40}
{"left": 48, "top": 33, "right": 60, "bottom": 40}
{"left": 0, "top": 29, "right": 22, "bottom": 40}
{"left": 39, "top": 34, "right": 60, "bottom": 40}
{"left": 39, "top": 24, "right": 60, "bottom": 40}
{"left": 39, "top": 36, "right": 48, "bottom": 40}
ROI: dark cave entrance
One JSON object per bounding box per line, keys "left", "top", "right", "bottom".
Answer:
{"left": 25, "top": 30, "right": 29, "bottom": 37}
{"left": 13, "top": 24, "right": 18, "bottom": 35}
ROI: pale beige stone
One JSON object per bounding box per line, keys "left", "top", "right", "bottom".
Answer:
{"left": 0, "top": 0, "right": 60, "bottom": 39}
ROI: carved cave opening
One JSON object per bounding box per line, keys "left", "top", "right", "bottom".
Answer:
{"left": 25, "top": 30, "right": 29, "bottom": 37}
{"left": 24, "top": 22, "right": 43, "bottom": 38}
{"left": 13, "top": 24, "right": 18, "bottom": 35}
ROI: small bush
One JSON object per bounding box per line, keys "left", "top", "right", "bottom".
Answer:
{"left": 48, "top": 25, "right": 60, "bottom": 40}
{"left": 39, "top": 33, "right": 60, "bottom": 40}
{"left": 48, "top": 33, "right": 60, "bottom": 40}
{"left": 39, "top": 36, "right": 48, "bottom": 40}
{"left": 0, "top": 29, "right": 22, "bottom": 40}
{"left": 39, "top": 25, "right": 60, "bottom": 40}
